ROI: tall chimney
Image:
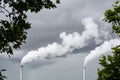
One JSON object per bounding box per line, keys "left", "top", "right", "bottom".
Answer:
{"left": 20, "top": 65, "right": 23, "bottom": 80}
{"left": 83, "top": 66, "right": 86, "bottom": 80}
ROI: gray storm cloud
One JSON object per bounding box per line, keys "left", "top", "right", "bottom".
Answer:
{"left": 21, "top": 17, "right": 111, "bottom": 65}
{"left": 84, "top": 38, "right": 120, "bottom": 67}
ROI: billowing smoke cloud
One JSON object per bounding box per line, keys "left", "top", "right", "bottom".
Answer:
{"left": 84, "top": 38, "right": 120, "bottom": 67}
{"left": 21, "top": 17, "right": 111, "bottom": 65}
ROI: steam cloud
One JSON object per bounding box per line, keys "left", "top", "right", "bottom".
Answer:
{"left": 21, "top": 17, "right": 111, "bottom": 65}
{"left": 84, "top": 38, "right": 120, "bottom": 67}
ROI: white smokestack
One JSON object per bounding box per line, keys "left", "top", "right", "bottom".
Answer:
{"left": 83, "top": 66, "right": 86, "bottom": 80}
{"left": 20, "top": 65, "right": 23, "bottom": 80}
{"left": 21, "top": 17, "right": 111, "bottom": 65}
{"left": 84, "top": 38, "right": 120, "bottom": 67}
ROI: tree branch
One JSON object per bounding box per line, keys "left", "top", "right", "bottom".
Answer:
{"left": 0, "top": 6, "right": 12, "bottom": 22}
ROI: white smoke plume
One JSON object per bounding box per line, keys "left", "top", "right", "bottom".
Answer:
{"left": 21, "top": 17, "right": 111, "bottom": 65}
{"left": 84, "top": 38, "right": 120, "bottom": 67}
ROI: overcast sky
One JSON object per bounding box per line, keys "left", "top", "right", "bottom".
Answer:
{"left": 0, "top": 0, "right": 117, "bottom": 80}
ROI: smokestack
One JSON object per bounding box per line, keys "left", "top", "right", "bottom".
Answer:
{"left": 20, "top": 65, "right": 23, "bottom": 80}
{"left": 83, "top": 66, "right": 86, "bottom": 80}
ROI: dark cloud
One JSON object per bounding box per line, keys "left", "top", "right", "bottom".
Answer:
{"left": 20, "top": 0, "right": 114, "bottom": 52}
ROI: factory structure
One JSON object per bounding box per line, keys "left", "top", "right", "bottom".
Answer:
{"left": 20, "top": 65, "right": 23, "bottom": 80}
{"left": 20, "top": 65, "right": 86, "bottom": 80}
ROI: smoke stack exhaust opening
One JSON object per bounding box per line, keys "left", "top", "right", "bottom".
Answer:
{"left": 20, "top": 65, "right": 23, "bottom": 80}
{"left": 83, "top": 66, "right": 86, "bottom": 80}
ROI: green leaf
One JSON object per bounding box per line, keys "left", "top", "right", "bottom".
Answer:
{"left": 115, "top": 0, "right": 119, "bottom": 4}
{"left": 56, "top": 0, "right": 60, "bottom": 4}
